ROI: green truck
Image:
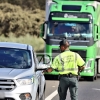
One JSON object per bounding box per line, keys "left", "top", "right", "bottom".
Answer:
{"left": 40, "top": 0, "right": 100, "bottom": 81}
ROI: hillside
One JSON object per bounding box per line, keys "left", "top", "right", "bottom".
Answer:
{"left": 0, "top": 0, "right": 45, "bottom": 10}
{"left": 1, "top": 0, "right": 100, "bottom": 52}
{"left": 0, "top": 0, "right": 45, "bottom": 37}
{"left": 1, "top": 0, "right": 100, "bottom": 37}
{"left": 0, "top": 0, "right": 46, "bottom": 52}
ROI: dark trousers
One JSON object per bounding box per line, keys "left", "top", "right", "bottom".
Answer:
{"left": 58, "top": 77, "right": 78, "bottom": 100}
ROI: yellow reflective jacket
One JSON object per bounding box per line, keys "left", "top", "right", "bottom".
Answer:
{"left": 51, "top": 50, "right": 85, "bottom": 75}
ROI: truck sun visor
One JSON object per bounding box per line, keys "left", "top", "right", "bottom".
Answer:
{"left": 65, "top": 23, "right": 76, "bottom": 26}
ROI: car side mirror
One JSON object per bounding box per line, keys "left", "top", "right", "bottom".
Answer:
{"left": 35, "top": 63, "right": 50, "bottom": 71}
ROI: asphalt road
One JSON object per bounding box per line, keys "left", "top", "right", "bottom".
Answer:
{"left": 44, "top": 77, "right": 100, "bottom": 100}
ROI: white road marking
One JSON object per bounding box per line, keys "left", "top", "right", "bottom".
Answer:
{"left": 45, "top": 90, "right": 58, "bottom": 100}
{"left": 92, "top": 88, "right": 100, "bottom": 91}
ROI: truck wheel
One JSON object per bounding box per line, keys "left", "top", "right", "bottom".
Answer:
{"left": 98, "top": 59, "right": 100, "bottom": 73}
{"left": 85, "top": 61, "right": 97, "bottom": 81}
{"left": 89, "top": 76, "right": 94, "bottom": 81}
{"left": 84, "top": 76, "right": 94, "bottom": 81}
{"left": 87, "top": 61, "right": 97, "bottom": 81}
{"left": 94, "top": 61, "right": 97, "bottom": 80}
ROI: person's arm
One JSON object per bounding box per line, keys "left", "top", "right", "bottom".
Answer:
{"left": 78, "top": 65, "right": 85, "bottom": 72}
{"left": 77, "top": 53, "right": 85, "bottom": 72}
{"left": 43, "top": 67, "right": 53, "bottom": 73}
{"left": 43, "top": 56, "right": 59, "bottom": 73}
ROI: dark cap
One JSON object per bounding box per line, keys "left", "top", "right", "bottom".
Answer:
{"left": 59, "top": 39, "right": 69, "bottom": 47}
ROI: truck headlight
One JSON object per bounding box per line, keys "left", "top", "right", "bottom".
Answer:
{"left": 84, "top": 69, "right": 92, "bottom": 73}
{"left": 17, "top": 76, "right": 34, "bottom": 85}
{"left": 85, "top": 59, "right": 94, "bottom": 69}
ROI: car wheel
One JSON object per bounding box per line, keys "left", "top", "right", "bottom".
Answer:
{"left": 35, "top": 92, "right": 39, "bottom": 100}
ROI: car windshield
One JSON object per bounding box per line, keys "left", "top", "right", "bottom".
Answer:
{"left": 47, "top": 22, "right": 92, "bottom": 37}
{"left": 0, "top": 48, "right": 32, "bottom": 69}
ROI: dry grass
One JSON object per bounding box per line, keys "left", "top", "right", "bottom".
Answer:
{"left": 0, "top": 0, "right": 45, "bottom": 10}
{"left": 0, "top": 33, "right": 45, "bottom": 52}
{"left": 0, "top": 3, "right": 45, "bottom": 37}
{"left": 0, "top": 2, "right": 46, "bottom": 52}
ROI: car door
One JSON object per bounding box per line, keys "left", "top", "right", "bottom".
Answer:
{"left": 33, "top": 51, "right": 45, "bottom": 99}
{"left": 32, "top": 51, "right": 40, "bottom": 100}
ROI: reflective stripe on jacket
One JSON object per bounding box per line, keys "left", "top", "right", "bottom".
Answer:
{"left": 51, "top": 50, "right": 85, "bottom": 75}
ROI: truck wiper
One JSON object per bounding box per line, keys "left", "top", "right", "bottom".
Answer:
{"left": 53, "top": 34, "right": 67, "bottom": 39}
{"left": 72, "top": 34, "right": 86, "bottom": 40}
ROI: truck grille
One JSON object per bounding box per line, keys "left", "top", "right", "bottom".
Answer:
{"left": 52, "top": 49, "right": 86, "bottom": 61}
{"left": 0, "top": 79, "right": 16, "bottom": 91}
{"left": 52, "top": 49, "right": 60, "bottom": 59}
{"left": 71, "top": 50, "right": 86, "bottom": 59}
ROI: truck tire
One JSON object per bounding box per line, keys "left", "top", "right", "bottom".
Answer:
{"left": 88, "top": 76, "right": 94, "bottom": 81}
{"left": 85, "top": 61, "right": 97, "bottom": 81}
{"left": 87, "top": 61, "right": 97, "bottom": 81}
{"left": 98, "top": 59, "right": 100, "bottom": 73}
{"left": 94, "top": 61, "right": 97, "bottom": 80}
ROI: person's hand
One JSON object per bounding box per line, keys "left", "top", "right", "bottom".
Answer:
{"left": 43, "top": 69, "right": 48, "bottom": 73}
{"left": 47, "top": 68, "right": 53, "bottom": 72}
{"left": 78, "top": 66, "right": 85, "bottom": 72}
{"left": 79, "top": 69, "right": 82, "bottom": 72}
{"left": 42, "top": 69, "right": 48, "bottom": 74}
{"left": 42, "top": 68, "right": 53, "bottom": 74}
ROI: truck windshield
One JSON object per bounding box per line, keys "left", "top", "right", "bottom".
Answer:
{"left": 47, "top": 22, "right": 92, "bottom": 38}
{"left": 0, "top": 48, "right": 32, "bottom": 69}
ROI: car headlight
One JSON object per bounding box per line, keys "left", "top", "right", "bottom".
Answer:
{"left": 17, "top": 76, "right": 34, "bottom": 85}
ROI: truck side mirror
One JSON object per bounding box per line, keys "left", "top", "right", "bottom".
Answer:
{"left": 40, "top": 24, "right": 45, "bottom": 37}
{"left": 97, "top": 26, "right": 100, "bottom": 39}
{"left": 98, "top": 26, "right": 100, "bottom": 34}
{"left": 94, "top": 24, "right": 98, "bottom": 41}
{"left": 40, "top": 21, "right": 48, "bottom": 40}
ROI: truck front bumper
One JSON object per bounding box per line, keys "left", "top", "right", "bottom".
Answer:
{"left": 80, "top": 69, "right": 94, "bottom": 76}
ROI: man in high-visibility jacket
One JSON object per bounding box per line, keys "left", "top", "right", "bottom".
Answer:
{"left": 45, "top": 39, "right": 85, "bottom": 100}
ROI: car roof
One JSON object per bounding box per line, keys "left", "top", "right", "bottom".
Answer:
{"left": 0, "top": 42, "right": 33, "bottom": 50}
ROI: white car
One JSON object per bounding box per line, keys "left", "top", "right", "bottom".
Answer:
{"left": 0, "top": 42, "right": 47, "bottom": 100}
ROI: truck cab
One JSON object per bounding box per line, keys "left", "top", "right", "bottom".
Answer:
{"left": 40, "top": 0, "right": 100, "bottom": 81}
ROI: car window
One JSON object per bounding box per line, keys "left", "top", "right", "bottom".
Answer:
{"left": 0, "top": 48, "right": 32, "bottom": 69}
